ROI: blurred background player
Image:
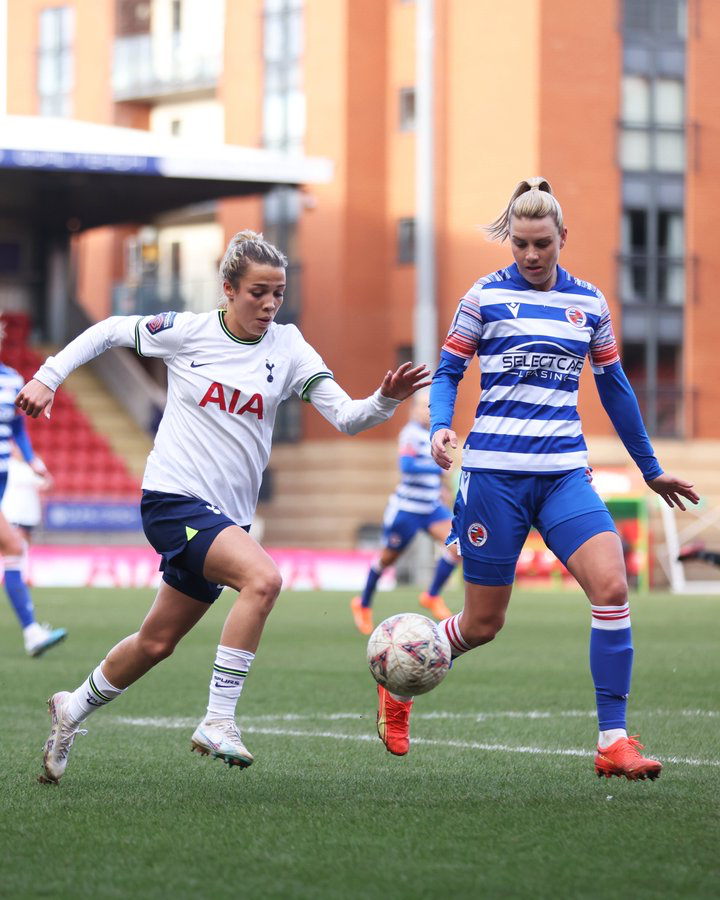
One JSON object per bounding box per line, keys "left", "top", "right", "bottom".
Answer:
{"left": 17, "top": 230, "right": 430, "bottom": 785}
{"left": 0, "top": 328, "right": 67, "bottom": 657}
{"left": 376, "top": 178, "right": 699, "bottom": 781}
{"left": 351, "top": 391, "right": 459, "bottom": 635}
{"left": 677, "top": 542, "right": 720, "bottom": 567}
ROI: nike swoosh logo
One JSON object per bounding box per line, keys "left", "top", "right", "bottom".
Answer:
{"left": 190, "top": 361, "right": 211, "bottom": 368}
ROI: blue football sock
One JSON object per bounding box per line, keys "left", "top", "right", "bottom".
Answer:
{"left": 427, "top": 556, "right": 456, "bottom": 597}
{"left": 589, "top": 604, "right": 633, "bottom": 731}
{"left": 360, "top": 564, "right": 383, "bottom": 608}
{"left": 4, "top": 569, "right": 36, "bottom": 629}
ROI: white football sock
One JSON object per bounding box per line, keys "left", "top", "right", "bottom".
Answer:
{"left": 66, "top": 663, "right": 126, "bottom": 723}
{"left": 598, "top": 728, "right": 628, "bottom": 749}
{"left": 206, "top": 645, "right": 255, "bottom": 720}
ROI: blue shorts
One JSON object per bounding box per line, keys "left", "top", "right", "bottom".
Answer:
{"left": 141, "top": 490, "right": 249, "bottom": 604}
{"left": 447, "top": 468, "right": 616, "bottom": 586}
{"left": 382, "top": 501, "right": 452, "bottom": 552}
{"left": 0, "top": 471, "right": 6, "bottom": 502}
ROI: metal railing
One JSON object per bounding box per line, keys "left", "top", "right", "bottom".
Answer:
{"left": 112, "top": 32, "right": 221, "bottom": 101}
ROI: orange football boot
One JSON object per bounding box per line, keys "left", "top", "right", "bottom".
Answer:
{"left": 376, "top": 684, "right": 413, "bottom": 756}
{"left": 350, "top": 597, "right": 373, "bottom": 635}
{"left": 594, "top": 735, "right": 662, "bottom": 781}
{"left": 419, "top": 591, "right": 452, "bottom": 620}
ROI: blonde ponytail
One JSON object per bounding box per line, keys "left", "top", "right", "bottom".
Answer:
{"left": 486, "top": 177, "right": 564, "bottom": 242}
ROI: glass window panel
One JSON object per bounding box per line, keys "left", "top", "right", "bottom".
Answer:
{"left": 287, "top": 91, "right": 305, "bottom": 142}
{"left": 654, "top": 79, "right": 684, "bottom": 125}
{"left": 399, "top": 87, "right": 416, "bottom": 131}
{"left": 287, "top": 60, "right": 303, "bottom": 91}
{"left": 37, "top": 56, "right": 57, "bottom": 94}
{"left": 620, "top": 130, "right": 650, "bottom": 171}
{"left": 264, "top": 15, "right": 284, "bottom": 62}
{"left": 623, "top": 209, "right": 648, "bottom": 251}
{"left": 39, "top": 9, "right": 59, "bottom": 49}
{"left": 658, "top": 260, "right": 685, "bottom": 304}
{"left": 656, "top": 0, "right": 687, "bottom": 37}
{"left": 655, "top": 132, "right": 685, "bottom": 171}
{"left": 622, "top": 75, "right": 649, "bottom": 124}
{"left": 60, "top": 51, "right": 74, "bottom": 90}
{"left": 59, "top": 7, "right": 75, "bottom": 44}
{"left": 264, "top": 93, "right": 286, "bottom": 144}
{"left": 288, "top": 9, "right": 303, "bottom": 59}
{"left": 658, "top": 211, "right": 683, "bottom": 255}
{"left": 397, "top": 218, "right": 416, "bottom": 263}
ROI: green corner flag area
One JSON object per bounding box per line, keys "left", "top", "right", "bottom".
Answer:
{"left": 2, "top": 587, "right": 718, "bottom": 900}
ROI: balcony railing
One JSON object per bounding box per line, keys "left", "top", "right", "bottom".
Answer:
{"left": 631, "top": 383, "right": 688, "bottom": 438}
{"left": 112, "top": 279, "right": 221, "bottom": 316}
{"left": 618, "top": 253, "right": 686, "bottom": 305}
{"left": 112, "top": 32, "right": 221, "bottom": 101}
{"left": 112, "top": 269, "right": 302, "bottom": 323}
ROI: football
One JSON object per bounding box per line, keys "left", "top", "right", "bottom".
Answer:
{"left": 367, "top": 613, "right": 452, "bottom": 696}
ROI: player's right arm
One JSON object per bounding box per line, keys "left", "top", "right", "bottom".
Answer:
{"left": 16, "top": 312, "right": 184, "bottom": 418}
{"left": 430, "top": 290, "right": 482, "bottom": 469}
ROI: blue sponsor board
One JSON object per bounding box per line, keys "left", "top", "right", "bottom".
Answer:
{"left": 0, "top": 148, "right": 162, "bottom": 175}
{"left": 45, "top": 501, "right": 142, "bottom": 532}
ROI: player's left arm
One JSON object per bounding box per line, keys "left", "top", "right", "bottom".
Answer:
{"left": 306, "top": 363, "right": 430, "bottom": 436}
{"left": 589, "top": 296, "right": 698, "bottom": 510}
{"left": 289, "top": 327, "right": 430, "bottom": 435}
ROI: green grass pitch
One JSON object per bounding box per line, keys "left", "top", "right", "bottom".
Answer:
{"left": 1, "top": 586, "right": 718, "bottom": 899}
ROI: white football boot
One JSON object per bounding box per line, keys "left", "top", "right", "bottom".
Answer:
{"left": 39, "top": 691, "right": 87, "bottom": 784}
{"left": 24, "top": 623, "right": 68, "bottom": 657}
{"left": 191, "top": 718, "right": 254, "bottom": 768}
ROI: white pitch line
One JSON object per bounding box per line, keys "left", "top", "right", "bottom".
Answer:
{"left": 113, "top": 707, "right": 719, "bottom": 725}
{"left": 111, "top": 716, "right": 720, "bottom": 768}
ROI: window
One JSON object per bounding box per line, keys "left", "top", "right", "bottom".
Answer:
{"left": 620, "top": 208, "right": 684, "bottom": 305}
{"left": 263, "top": 0, "right": 305, "bottom": 153}
{"left": 399, "top": 87, "right": 416, "bottom": 131}
{"left": 171, "top": 0, "right": 182, "bottom": 32}
{"left": 622, "top": 341, "right": 683, "bottom": 436}
{"left": 170, "top": 118, "right": 181, "bottom": 136}
{"left": 397, "top": 218, "right": 416, "bottom": 264}
{"left": 623, "top": 0, "right": 687, "bottom": 39}
{"left": 620, "top": 75, "right": 685, "bottom": 173}
{"left": 37, "top": 7, "right": 74, "bottom": 116}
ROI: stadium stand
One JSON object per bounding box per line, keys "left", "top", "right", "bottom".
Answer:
{"left": 2, "top": 312, "right": 142, "bottom": 501}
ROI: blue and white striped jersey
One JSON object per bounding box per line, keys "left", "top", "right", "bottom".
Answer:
{"left": 0, "top": 363, "right": 34, "bottom": 475}
{"left": 389, "top": 420, "right": 444, "bottom": 514}
{"left": 442, "top": 263, "right": 619, "bottom": 474}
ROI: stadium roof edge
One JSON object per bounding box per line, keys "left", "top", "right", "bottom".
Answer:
{"left": 0, "top": 115, "right": 334, "bottom": 184}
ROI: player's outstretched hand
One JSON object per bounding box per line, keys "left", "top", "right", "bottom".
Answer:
{"left": 431, "top": 428, "right": 457, "bottom": 471}
{"left": 15, "top": 378, "right": 55, "bottom": 419}
{"left": 379, "top": 362, "right": 431, "bottom": 401}
{"left": 646, "top": 473, "right": 700, "bottom": 511}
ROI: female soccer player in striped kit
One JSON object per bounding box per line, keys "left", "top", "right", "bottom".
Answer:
{"left": 17, "top": 230, "right": 430, "bottom": 784}
{"left": 376, "top": 179, "right": 699, "bottom": 780}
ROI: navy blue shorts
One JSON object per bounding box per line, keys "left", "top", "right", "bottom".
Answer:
{"left": 141, "top": 490, "right": 249, "bottom": 604}
{"left": 382, "top": 502, "right": 452, "bottom": 551}
{"left": 447, "top": 468, "right": 616, "bottom": 586}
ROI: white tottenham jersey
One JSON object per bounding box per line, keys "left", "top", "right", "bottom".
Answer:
{"left": 35, "top": 309, "right": 400, "bottom": 525}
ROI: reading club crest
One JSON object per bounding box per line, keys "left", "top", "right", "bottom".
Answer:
{"left": 467, "top": 522, "right": 488, "bottom": 547}
{"left": 565, "top": 306, "right": 587, "bottom": 328}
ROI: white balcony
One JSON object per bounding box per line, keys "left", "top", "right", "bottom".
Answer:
{"left": 113, "top": 33, "right": 222, "bottom": 102}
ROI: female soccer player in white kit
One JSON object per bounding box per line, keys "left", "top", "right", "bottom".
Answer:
{"left": 16, "top": 230, "right": 430, "bottom": 784}
{"left": 375, "top": 180, "right": 699, "bottom": 781}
